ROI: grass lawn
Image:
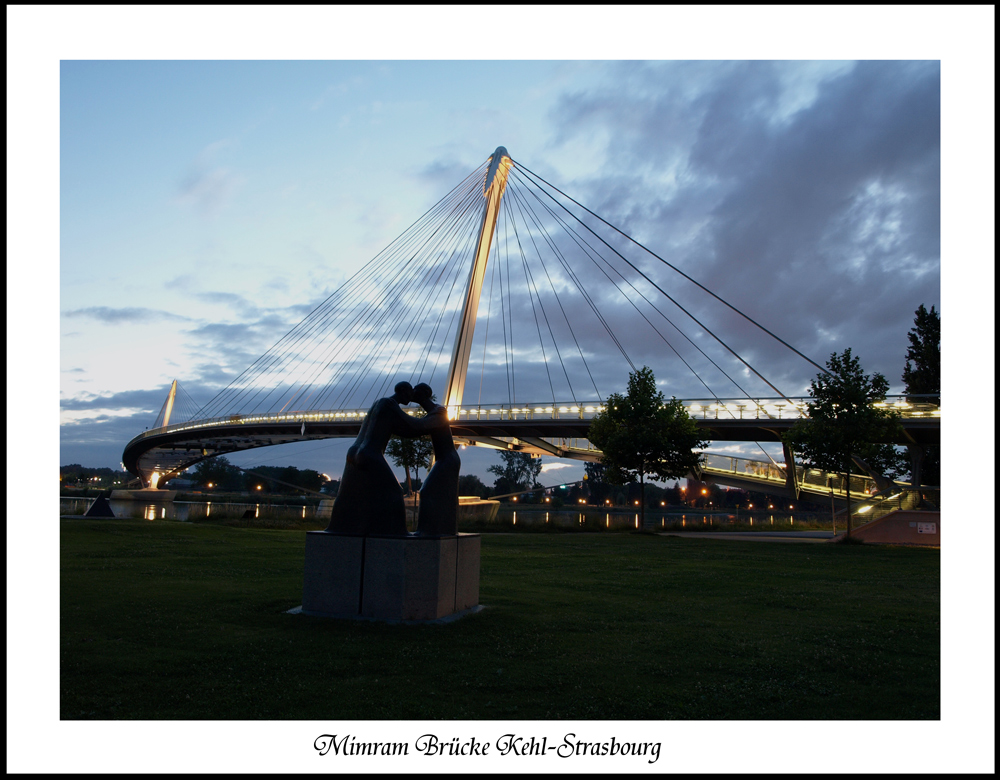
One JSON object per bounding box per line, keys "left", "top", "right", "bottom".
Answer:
{"left": 60, "top": 518, "right": 939, "bottom": 720}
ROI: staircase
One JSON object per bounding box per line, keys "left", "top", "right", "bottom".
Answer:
{"left": 847, "top": 489, "right": 926, "bottom": 527}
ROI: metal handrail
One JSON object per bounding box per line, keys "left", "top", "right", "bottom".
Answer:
{"left": 699, "top": 452, "right": 878, "bottom": 499}
{"left": 127, "top": 394, "right": 940, "bottom": 448}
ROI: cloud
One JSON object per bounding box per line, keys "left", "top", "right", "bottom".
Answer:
{"left": 61, "top": 62, "right": 940, "bottom": 474}
{"left": 63, "top": 306, "right": 191, "bottom": 324}
{"left": 543, "top": 61, "right": 939, "bottom": 393}
{"left": 194, "top": 291, "right": 258, "bottom": 312}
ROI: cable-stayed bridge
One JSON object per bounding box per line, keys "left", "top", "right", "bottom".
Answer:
{"left": 123, "top": 147, "right": 939, "bottom": 498}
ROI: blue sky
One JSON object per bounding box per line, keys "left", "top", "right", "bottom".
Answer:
{"left": 54, "top": 54, "right": 953, "bottom": 487}
{"left": 8, "top": 7, "right": 996, "bottom": 772}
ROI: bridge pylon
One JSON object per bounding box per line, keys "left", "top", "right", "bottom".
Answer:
{"left": 443, "top": 146, "right": 512, "bottom": 414}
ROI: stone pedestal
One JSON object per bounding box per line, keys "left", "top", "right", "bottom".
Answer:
{"left": 301, "top": 532, "right": 480, "bottom": 621}
{"left": 302, "top": 533, "right": 365, "bottom": 617}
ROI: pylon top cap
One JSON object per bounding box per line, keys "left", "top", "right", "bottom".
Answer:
{"left": 484, "top": 146, "right": 511, "bottom": 196}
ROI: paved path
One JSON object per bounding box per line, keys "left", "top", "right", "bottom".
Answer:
{"left": 660, "top": 531, "right": 834, "bottom": 543}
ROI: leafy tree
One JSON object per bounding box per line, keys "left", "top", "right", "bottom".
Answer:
{"left": 903, "top": 304, "right": 940, "bottom": 404}
{"left": 458, "top": 474, "right": 488, "bottom": 497}
{"left": 488, "top": 451, "right": 542, "bottom": 497}
{"left": 192, "top": 456, "right": 243, "bottom": 491}
{"left": 582, "top": 461, "right": 612, "bottom": 505}
{"left": 902, "top": 304, "right": 940, "bottom": 486}
{"left": 588, "top": 366, "right": 708, "bottom": 529}
{"left": 385, "top": 436, "right": 434, "bottom": 495}
{"left": 60, "top": 464, "right": 130, "bottom": 488}
{"left": 784, "top": 348, "right": 903, "bottom": 537}
{"left": 239, "top": 465, "right": 328, "bottom": 494}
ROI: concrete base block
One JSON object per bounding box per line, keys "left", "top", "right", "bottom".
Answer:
{"left": 302, "top": 532, "right": 364, "bottom": 617}
{"left": 455, "top": 533, "right": 481, "bottom": 611}
{"left": 300, "top": 531, "right": 481, "bottom": 622}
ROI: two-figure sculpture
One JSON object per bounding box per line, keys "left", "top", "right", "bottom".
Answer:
{"left": 325, "top": 381, "right": 460, "bottom": 536}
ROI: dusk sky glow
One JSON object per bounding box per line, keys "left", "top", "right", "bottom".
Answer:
{"left": 9, "top": 6, "right": 996, "bottom": 774}
{"left": 54, "top": 53, "right": 950, "bottom": 485}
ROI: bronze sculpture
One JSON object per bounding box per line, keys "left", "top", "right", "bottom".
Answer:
{"left": 413, "top": 383, "right": 461, "bottom": 536}
{"left": 325, "top": 381, "right": 446, "bottom": 536}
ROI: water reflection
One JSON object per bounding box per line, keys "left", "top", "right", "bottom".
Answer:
{"left": 60, "top": 497, "right": 321, "bottom": 522}
{"left": 491, "top": 506, "right": 824, "bottom": 531}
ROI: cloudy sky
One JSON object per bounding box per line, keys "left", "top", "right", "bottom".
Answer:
{"left": 10, "top": 5, "right": 996, "bottom": 775}
{"left": 55, "top": 54, "right": 944, "bottom": 484}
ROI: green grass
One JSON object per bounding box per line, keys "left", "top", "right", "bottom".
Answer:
{"left": 60, "top": 517, "right": 939, "bottom": 720}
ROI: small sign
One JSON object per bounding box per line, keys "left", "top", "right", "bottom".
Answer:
{"left": 917, "top": 522, "right": 937, "bottom": 534}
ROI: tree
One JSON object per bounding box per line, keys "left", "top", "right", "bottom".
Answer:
{"left": 583, "top": 461, "right": 611, "bottom": 505}
{"left": 784, "top": 348, "right": 903, "bottom": 537}
{"left": 458, "top": 474, "right": 488, "bottom": 497}
{"left": 588, "top": 366, "right": 708, "bottom": 529}
{"left": 385, "top": 436, "right": 434, "bottom": 495}
{"left": 903, "top": 304, "right": 940, "bottom": 404}
{"left": 902, "top": 304, "right": 940, "bottom": 486}
{"left": 239, "top": 465, "right": 329, "bottom": 494}
{"left": 191, "top": 456, "right": 243, "bottom": 491}
{"left": 488, "top": 451, "right": 542, "bottom": 497}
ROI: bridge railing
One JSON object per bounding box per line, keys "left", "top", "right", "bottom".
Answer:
{"left": 848, "top": 487, "right": 939, "bottom": 525}
{"left": 451, "top": 395, "right": 939, "bottom": 422}
{"left": 683, "top": 395, "right": 940, "bottom": 421}
{"left": 127, "top": 394, "right": 939, "bottom": 445}
{"left": 700, "top": 452, "right": 879, "bottom": 498}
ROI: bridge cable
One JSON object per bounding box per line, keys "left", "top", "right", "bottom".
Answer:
{"left": 502, "top": 205, "right": 517, "bottom": 402}
{"left": 228, "top": 160, "right": 487, "bottom": 413}
{"left": 513, "top": 160, "right": 830, "bottom": 378}
{"left": 510, "top": 166, "right": 762, "bottom": 399}
{"left": 504, "top": 196, "right": 559, "bottom": 403}
{"left": 360, "top": 194, "right": 486, "bottom": 404}
{"left": 476, "top": 233, "right": 503, "bottom": 406}
{"left": 289, "top": 171, "right": 485, "bottom": 411}
{"left": 505, "top": 183, "right": 605, "bottom": 403}
{"left": 512, "top": 170, "right": 750, "bottom": 402}
{"left": 286, "top": 167, "right": 486, "bottom": 412}
{"left": 509, "top": 187, "right": 591, "bottom": 404}
{"left": 509, "top": 167, "right": 793, "bottom": 403}
{"left": 504, "top": 178, "right": 636, "bottom": 381}
{"left": 198, "top": 179, "right": 475, "bottom": 417}
{"left": 510, "top": 171, "right": 796, "bottom": 461}
{"left": 317, "top": 178, "right": 485, "bottom": 410}
{"left": 497, "top": 204, "right": 513, "bottom": 404}
{"left": 194, "top": 161, "right": 487, "bottom": 419}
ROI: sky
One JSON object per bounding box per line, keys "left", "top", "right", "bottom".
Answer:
{"left": 55, "top": 55, "right": 947, "bottom": 487}
{"left": 9, "top": 6, "right": 996, "bottom": 774}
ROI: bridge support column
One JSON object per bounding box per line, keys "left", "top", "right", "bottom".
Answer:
{"left": 782, "top": 442, "right": 800, "bottom": 501}
{"left": 443, "top": 147, "right": 512, "bottom": 413}
{"left": 907, "top": 444, "right": 925, "bottom": 489}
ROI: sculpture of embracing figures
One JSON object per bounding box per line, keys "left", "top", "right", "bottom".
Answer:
{"left": 325, "top": 380, "right": 459, "bottom": 537}
{"left": 412, "top": 383, "right": 461, "bottom": 536}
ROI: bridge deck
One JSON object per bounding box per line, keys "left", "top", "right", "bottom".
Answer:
{"left": 123, "top": 397, "right": 939, "bottom": 487}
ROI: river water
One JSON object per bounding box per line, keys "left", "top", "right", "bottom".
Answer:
{"left": 60, "top": 497, "right": 320, "bottom": 522}
{"left": 496, "top": 507, "right": 826, "bottom": 531}
{"left": 61, "top": 497, "right": 828, "bottom": 531}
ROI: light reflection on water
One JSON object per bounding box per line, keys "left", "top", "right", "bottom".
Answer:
{"left": 60, "top": 498, "right": 319, "bottom": 522}
{"left": 493, "top": 507, "right": 822, "bottom": 530}
{"left": 60, "top": 499, "right": 827, "bottom": 530}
